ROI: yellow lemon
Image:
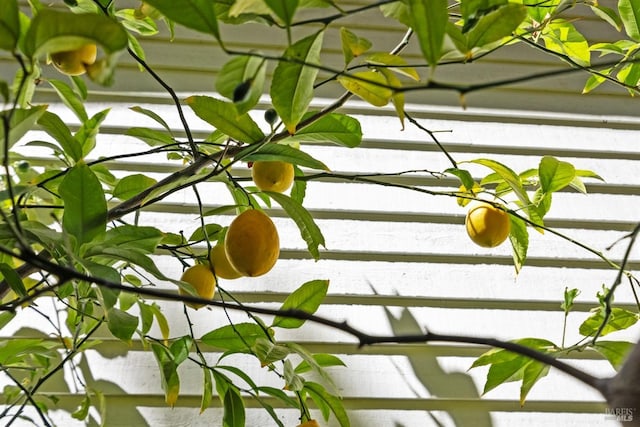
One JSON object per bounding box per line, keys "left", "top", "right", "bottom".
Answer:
{"left": 251, "top": 161, "right": 295, "bottom": 193}
{"left": 50, "top": 44, "right": 97, "bottom": 76}
{"left": 297, "top": 421, "right": 320, "bottom": 427}
{"left": 209, "top": 242, "right": 242, "bottom": 280}
{"left": 225, "top": 209, "right": 279, "bottom": 277}
{"left": 179, "top": 264, "right": 216, "bottom": 309}
{"left": 465, "top": 201, "right": 511, "bottom": 248}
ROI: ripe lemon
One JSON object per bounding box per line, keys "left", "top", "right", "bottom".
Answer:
{"left": 209, "top": 242, "right": 242, "bottom": 280}
{"left": 297, "top": 421, "right": 320, "bottom": 427}
{"left": 225, "top": 209, "right": 280, "bottom": 277}
{"left": 179, "top": 264, "right": 216, "bottom": 309}
{"left": 50, "top": 44, "right": 97, "bottom": 76}
{"left": 465, "top": 201, "right": 511, "bottom": 248}
{"left": 251, "top": 161, "right": 294, "bottom": 193}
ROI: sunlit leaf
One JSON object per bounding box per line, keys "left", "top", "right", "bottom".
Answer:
{"left": 520, "top": 360, "right": 549, "bottom": 405}
{"left": 337, "top": 71, "right": 393, "bottom": 107}
{"left": 538, "top": 156, "right": 575, "bottom": 194}
{"left": 591, "top": 340, "right": 633, "bottom": 370}
{"left": 340, "top": 27, "right": 372, "bottom": 64}
{"left": 541, "top": 20, "right": 590, "bottom": 66}
{"left": 579, "top": 308, "right": 639, "bottom": 337}
{"left": 272, "top": 280, "right": 329, "bottom": 328}
{"left": 508, "top": 215, "right": 528, "bottom": 274}
{"left": 619, "top": 0, "right": 640, "bottom": 41}
{"left": 271, "top": 31, "right": 324, "bottom": 134}
{"left": 366, "top": 52, "right": 419, "bottom": 80}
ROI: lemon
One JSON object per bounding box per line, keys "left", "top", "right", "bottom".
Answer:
{"left": 465, "top": 201, "right": 511, "bottom": 248}
{"left": 179, "top": 264, "right": 216, "bottom": 309}
{"left": 225, "top": 209, "right": 280, "bottom": 277}
{"left": 251, "top": 161, "right": 294, "bottom": 193}
{"left": 297, "top": 421, "right": 320, "bottom": 427}
{"left": 209, "top": 242, "right": 243, "bottom": 280}
{"left": 50, "top": 44, "right": 97, "bottom": 76}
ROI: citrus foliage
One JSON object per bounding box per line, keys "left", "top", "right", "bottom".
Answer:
{"left": 0, "top": 0, "right": 638, "bottom": 425}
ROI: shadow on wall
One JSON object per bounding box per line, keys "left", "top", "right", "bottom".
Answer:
{"left": 377, "top": 292, "right": 493, "bottom": 427}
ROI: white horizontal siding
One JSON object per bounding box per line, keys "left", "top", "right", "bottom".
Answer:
{"left": 3, "top": 97, "right": 639, "bottom": 426}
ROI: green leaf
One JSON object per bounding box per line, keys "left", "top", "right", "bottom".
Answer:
{"left": 304, "top": 382, "right": 350, "bottom": 427}
{"left": 71, "top": 395, "right": 90, "bottom": 421}
{"left": 1, "top": 106, "right": 48, "bottom": 152}
{"left": 295, "top": 353, "right": 346, "bottom": 374}
{"left": 252, "top": 338, "right": 291, "bottom": 366}
{"left": 272, "top": 279, "right": 329, "bottom": 328}
{"left": 287, "top": 112, "right": 362, "bottom": 148}
{"left": 408, "top": 0, "right": 448, "bottom": 69}
{"left": 265, "top": 191, "right": 325, "bottom": 260}
{"left": 520, "top": 360, "right": 550, "bottom": 405}
{"left": 188, "top": 223, "right": 222, "bottom": 242}
{"left": 76, "top": 108, "right": 110, "bottom": 157}
{"left": 200, "top": 323, "right": 267, "bottom": 352}
{"left": 215, "top": 54, "right": 267, "bottom": 114}
{"left": 0, "top": 263, "right": 27, "bottom": 297}
{"left": 337, "top": 71, "right": 393, "bottom": 107}
{"left": 113, "top": 174, "right": 158, "bottom": 200}
{"left": 37, "top": 111, "right": 83, "bottom": 162}
{"left": 222, "top": 386, "right": 245, "bottom": 427}
{"left": 185, "top": 95, "right": 265, "bottom": 143}
{"left": 561, "top": 287, "right": 580, "bottom": 314}
{"left": 466, "top": 3, "right": 526, "bottom": 49}
{"left": 102, "top": 248, "right": 169, "bottom": 282}
{"left": 591, "top": 341, "right": 633, "bottom": 370}
{"left": 0, "top": 312, "right": 16, "bottom": 331}
{"left": 243, "top": 143, "right": 329, "bottom": 170}
{"left": 92, "top": 225, "right": 164, "bottom": 254}
{"left": 468, "top": 159, "right": 530, "bottom": 206}
{"left": 591, "top": 5, "right": 622, "bottom": 31}
{"left": 149, "top": 303, "right": 171, "bottom": 342}
{"left": 541, "top": 20, "right": 590, "bottom": 66}
{"left": 59, "top": 162, "right": 107, "bottom": 246}
{"left": 446, "top": 167, "right": 475, "bottom": 191}
{"left": 340, "top": 27, "right": 372, "bottom": 64}
{"left": 264, "top": 0, "right": 299, "bottom": 26}
{"left": 24, "top": 9, "right": 128, "bottom": 58}
{"left": 582, "top": 72, "right": 607, "bottom": 94}
{"left": 0, "top": 0, "right": 20, "bottom": 51}
{"left": 170, "top": 336, "right": 193, "bottom": 365}
{"left": 106, "top": 307, "right": 138, "bottom": 342}
{"left": 130, "top": 106, "right": 173, "bottom": 133}
{"left": 125, "top": 127, "right": 175, "bottom": 147}
{"left": 201, "top": 366, "right": 213, "bottom": 414}
{"left": 508, "top": 215, "right": 528, "bottom": 274}
{"left": 257, "top": 386, "right": 300, "bottom": 408}
{"left": 539, "top": 156, "right": 576, "bottom": 193}
{"left": 143, "top": 0, "right": 220, "bottom": 41}
{"left": 579, "top": 308, "right": 639, "bottom": 337}
{"left": 151, "top": 343, "right": 180, "bottom": 406}
{"left": 287, "top": 343, "right": 342, "bottom": 395}
{"left": 271, "top": 31, "right": 324, "bottom": 134}
{"left": 619, "top": 0, "right": 640, "bottom": 41}
{"left": 47, "top": 79, "right": 88, "bottom": 122}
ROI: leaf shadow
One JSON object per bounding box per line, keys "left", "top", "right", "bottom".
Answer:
{"left": 374, "top": 288, "right": 493, "bottom": 427}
